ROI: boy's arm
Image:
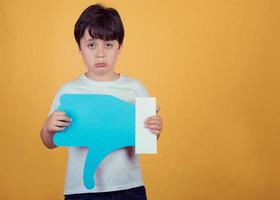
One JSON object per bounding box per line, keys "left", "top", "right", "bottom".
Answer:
{"left": 40, "top": 111, "right": 72, "bottom": 149}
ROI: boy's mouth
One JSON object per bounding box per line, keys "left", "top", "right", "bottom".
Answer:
{"left": 95, "top": 63, "right": 107, "bottom": 67}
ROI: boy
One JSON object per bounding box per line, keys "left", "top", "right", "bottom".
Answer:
{"left": 40, "top": 4, "right": 163, "bottom": 200}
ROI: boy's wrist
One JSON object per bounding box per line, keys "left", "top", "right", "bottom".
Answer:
{"left": 43, "top": 127, "right": 55, "bottom": 136}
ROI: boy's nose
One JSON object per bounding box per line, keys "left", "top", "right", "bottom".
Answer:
{"left": 95, "top": 46, "right": 105, "bottom": 58}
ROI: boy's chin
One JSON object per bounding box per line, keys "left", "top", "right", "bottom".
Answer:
{"left": 88, "top": 68, "right": 113, "bottom": 75}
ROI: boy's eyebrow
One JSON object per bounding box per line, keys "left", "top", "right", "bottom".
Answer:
{"left": 85, "top": 38, "right": 115, "bottom": 42}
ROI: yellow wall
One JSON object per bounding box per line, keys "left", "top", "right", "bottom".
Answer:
{"left": 0, "top": 0, "right": 279, "bottom": 199}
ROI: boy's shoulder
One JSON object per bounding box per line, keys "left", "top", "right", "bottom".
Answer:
{"left": 120, "top": 74, "right": 146, "bottom": 86}
{"left": 54, "top": 76, "right": 83, "bottom": 97}
{"left": 121, "top": 75, "right": 149, "bottom": 97}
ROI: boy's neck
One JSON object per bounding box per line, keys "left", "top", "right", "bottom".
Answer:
{"left": 85, "top": 71, "right": 120, "bottom": 82}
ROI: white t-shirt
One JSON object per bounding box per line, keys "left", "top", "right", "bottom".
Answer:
{"left": 49, "top": 74, "right": 149, "bottom": 195}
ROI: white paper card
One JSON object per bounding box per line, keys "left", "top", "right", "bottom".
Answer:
{"left": 135, "top": 97, "right": 157, "bottom": 154}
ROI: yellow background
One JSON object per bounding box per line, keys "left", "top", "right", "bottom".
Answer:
{"left": 0, "top": 0, "right": 279, "bottom": 199}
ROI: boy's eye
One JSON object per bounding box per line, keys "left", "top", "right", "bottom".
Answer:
{"left": 87, "top": 43, "right": 96, "bottom": 48}
{"left": 105, "top": 43, "right": 113, "bottom": 48}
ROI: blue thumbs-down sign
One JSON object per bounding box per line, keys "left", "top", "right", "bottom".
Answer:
{"left": 53, "top": 94, "right": 135, "bottom": 189}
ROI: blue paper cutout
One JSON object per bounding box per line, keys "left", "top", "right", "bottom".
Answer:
{"left": 53, "top": 94, "right": 135, "bottom": 189}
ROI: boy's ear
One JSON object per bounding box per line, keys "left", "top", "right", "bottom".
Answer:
{"left": 118, "top": 43, "right": 123, "bottom": 55}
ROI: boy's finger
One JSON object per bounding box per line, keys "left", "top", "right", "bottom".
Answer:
{"left": 145, "top": 119, "right": 161, "bottom": 125}
{"left": 145, "top": 124, "right": 161, "bottom": 130}
{"left": 56, "top": 115, "right": 72, "bottom": 122}
{"left": 145, "top": 116, "right": 161, "bottom": 121}
{"left": 54, "top": 126, "right": 66, "bottom": 131}
{"left": 56, "top": 121, "right": 70, "bottom": 127}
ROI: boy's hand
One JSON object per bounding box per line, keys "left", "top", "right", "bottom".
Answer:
{"left": 44, "top": 111, "right": 72, "bottom": 134}
{"left": 144, "top": 105, "right": 163, "bottom": 140}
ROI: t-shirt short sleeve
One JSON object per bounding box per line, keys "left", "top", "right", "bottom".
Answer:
{"left": 137, "top": 81, "right": 149, "bottom": 97}
{"left": 48, "top": 92, "right": 61, "bottom": 117}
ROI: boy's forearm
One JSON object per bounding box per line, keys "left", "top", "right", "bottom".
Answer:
{"left": 40, "top": 128, "right": 57, "bottom": 149}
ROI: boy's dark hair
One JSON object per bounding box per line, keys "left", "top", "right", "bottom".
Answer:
{"left": 74, "top": 4, "right": 124, "bottom": 49}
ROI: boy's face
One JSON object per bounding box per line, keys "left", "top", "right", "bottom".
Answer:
{"left": 79, "top": 28, "right": 122, "bottom": 77}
